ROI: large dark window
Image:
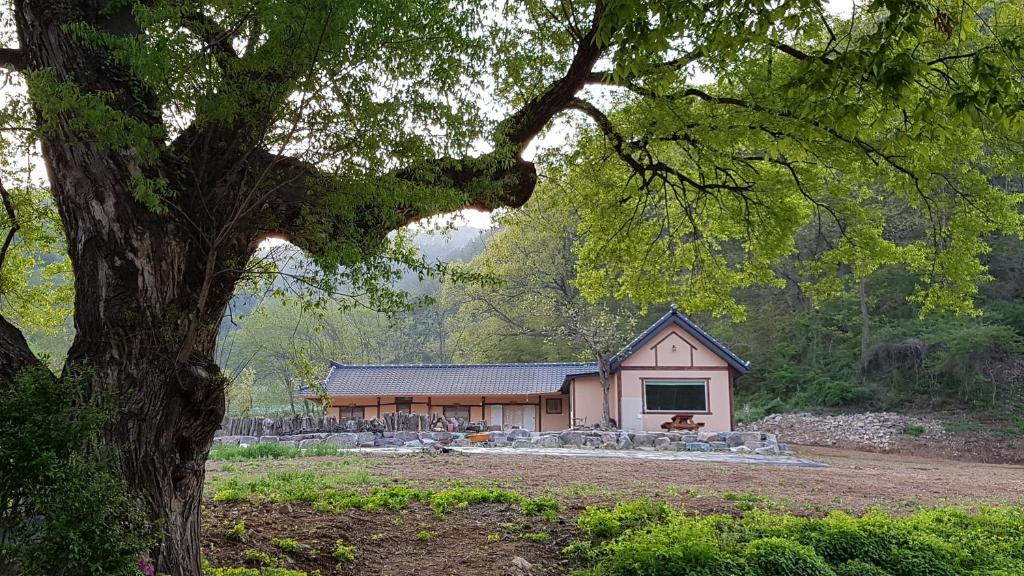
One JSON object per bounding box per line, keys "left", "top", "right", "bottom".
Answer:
{"left": 644, "top": 380, "right": 707, "bottom": 412}
{"left": 395, "top": 396, "right": 413, "bottom": 413}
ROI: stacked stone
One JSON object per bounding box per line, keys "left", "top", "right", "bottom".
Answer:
{"left": 214, "top": 428, "right": 790, "bottom": 455}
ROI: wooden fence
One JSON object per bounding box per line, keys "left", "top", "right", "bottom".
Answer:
{"left": 217, "top": 412, "right": 473, "bottom": 437}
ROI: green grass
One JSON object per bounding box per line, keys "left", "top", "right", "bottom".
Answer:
{"left": 211, "top": 470, "right": 561, "bottom": 521}
{"left": 209, "top": 442, "right": 350, "bottom": 461}
{"left": 902, "top": 423, "right": 926, "bottom": 436}
{"left": 522, "top": 531, "right": 551, "bottom": 544}
{"left": 566, "top": 500, "right": 1024, "bottom": 576}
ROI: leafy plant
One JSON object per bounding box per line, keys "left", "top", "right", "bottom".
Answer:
{"left": 566, "top": 502, "right": 1024, "bottom": 576}
{"left": 271, "top": 538, "right": 302, "bottom": 554}
{"left": 227, "top": 521, "right": 246, "bottom": 541}
{"left": 332, "top": 541, "right": 356, "bottom": 564}
{"left": 416, "top": 531, "right": 433, "bottom": 542}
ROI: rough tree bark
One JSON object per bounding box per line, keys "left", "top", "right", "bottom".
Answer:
{"left": 2, "top": 1, "right": 610, "bottom": 574}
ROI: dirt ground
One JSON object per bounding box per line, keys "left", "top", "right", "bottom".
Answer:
{"left": 202, "top": 446, "right": 1024, "bottom": 575}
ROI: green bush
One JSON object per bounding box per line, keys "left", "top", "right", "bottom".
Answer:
{"left": 834, "top": 560, "right": 891, "bottom": 576}
{"left": 0, "top": 367, "right": 154, "bottom": 576}
{"left": 567, "top": 502, "right": 1024, "bottom": 576}
{"left": 743, "top": 538, "right": 835, "bottom": 576}
{"left": 576, "top": 499, "right": 671, "bottom": 540}
{"left": 210, "top": 443, "right": 301, "bottom": 461}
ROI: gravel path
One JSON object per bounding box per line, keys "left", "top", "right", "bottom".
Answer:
{"left": 348, "top": 445, "right": 827, "bottom": 467}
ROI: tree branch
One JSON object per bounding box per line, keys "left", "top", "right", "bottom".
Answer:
{"left": 248, "top": 2, "right": 612, "bottom": 253}
{"left": 585, "top": 48, "right": 703, "bottom": 85}
{"left": 0, "top": 179, "right": 44, "bottom": 383}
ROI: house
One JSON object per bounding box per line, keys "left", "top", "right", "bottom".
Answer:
{"left": 300, "top": 306, "right": 749, "bottom": 432}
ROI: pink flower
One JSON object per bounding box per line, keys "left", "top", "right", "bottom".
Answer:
{"left": 138, "top": 554, "right": 156, "bottom": 576}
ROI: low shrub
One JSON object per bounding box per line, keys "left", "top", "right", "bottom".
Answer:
{"left": 332, "top": 540, "right": 356, "bottom": 563}
{"left": 0, "top": 367, "right": 155, "bottom": 576}
{"left": 576, "top": 499, "right": 671, "bottom": 540}
{"left": 743, "top": 538, "right": 834, "bottom": 576}
{"left": 227, "top": 521, "right": 246, "bottom": 541}
{"left": 416, "top": 530, "right": 433, "bottom": 541}
{"left": 566, "top": 502, "right": 1024, "bottom": 576}
{"left": 271, "top": 537, "right": 302, "bottom": 554}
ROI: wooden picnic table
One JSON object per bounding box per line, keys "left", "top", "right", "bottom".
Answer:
{"left": 660, "top": 414, "right": 705, "bottom": 431}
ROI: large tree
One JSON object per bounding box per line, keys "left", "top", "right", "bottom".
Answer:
{"left": 0, "top": 0, "right": 1022, "bottom": 573}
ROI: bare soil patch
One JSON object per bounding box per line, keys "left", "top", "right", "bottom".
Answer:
{"left": 203, "top": 501, "right": 571, "bottom": 575}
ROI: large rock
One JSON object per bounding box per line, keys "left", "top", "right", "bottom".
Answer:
{"left": 215, "top": 436, "right": 240, "bottom": 446}
{"left": 512, "top": 439, "right": 535, "bottom": 449}
{"left": 584, "top": 436, "right": 602, "bottom": 448}
{"left": 535, "top": 435, "right": 562, "bottom": 448}
{"left": 326, "top": 433, "right": 358, "bottom": 448}
{"left": 395, "top": 431, "right": 419, "bottom": 442}
{"left": 654, "top": 437, "right": 671, "bottom": 451}
{"left": 709, "top": 441, "right": 729, "bottom": 450}
{"left": 488, "top": 431, "right": 508, "bottom": 443}
{"left": 433, "top": 431, "right": 453, "bottom": 443}
{"left": 616, "top": 433, "right": 633, "bottom": 450}
{"left": 507, "top": 428, "right": 531, "bottom": 440}
{"left": 405, "top": 439, "right": 423, "bottom": 448}
{"left": 356, "top": 432, "right": 376, "bottom": 447}
{"left": 279, "top": 440, "right": 297, "bottom": 449}
{"left": 418, "top": 432, "right": 437, "bottom": 441}
{"left": 631, "top": 433, "right": 657, "bottom": 448}
{"left": 299, "top": 438, "right": 323, "bottom": 449}
{"left": 239, "top": 436, "right": 258, "bottom": 446}
{"left": 559, "top": 431, "right": 586, "bottom": 447}
{"left": 685, "top": 442, "right": 712, "bottom": 452}
{"left": 258, "top": 435, "right": 280, "bottom": 444}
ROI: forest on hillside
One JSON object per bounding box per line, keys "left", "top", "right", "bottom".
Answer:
{"left": 196, "top": 184, "right": 1024, "bottom": 428}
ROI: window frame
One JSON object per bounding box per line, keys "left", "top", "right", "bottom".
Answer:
{"left": 338, "top": 405, "right": 365, "bottom": 419}
{"left": 641, "top": 379, "right": 710, "bottom": 414}
{"left": 545, "top": 397, "right": 563, "bottom": 414}
{"left": 394, "top": 396, "right": 413, "bottom": 413}
{"left": 442, "top": 405, "right": 471, "bottom": 420}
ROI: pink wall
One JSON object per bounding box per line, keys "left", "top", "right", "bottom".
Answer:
{"left": 616, "top": 325, "right": 733, "bottom": 431}
{"left": 316, "top": 393, "right": 570, "bottom": 432}
{"left": 570, "top": 375, "right": 619, "bottom": 427}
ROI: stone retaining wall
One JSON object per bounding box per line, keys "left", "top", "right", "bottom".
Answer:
{"left": 214, "top": 428, "right": 790, "bottom": 455}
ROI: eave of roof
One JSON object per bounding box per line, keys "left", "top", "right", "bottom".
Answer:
{"left": 610, "top": 306, "right": 750, "bottom": 373}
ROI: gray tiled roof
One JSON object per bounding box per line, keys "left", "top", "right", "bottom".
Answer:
{"left": 311, "top": 362, "right": 598, "bottom": 397}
